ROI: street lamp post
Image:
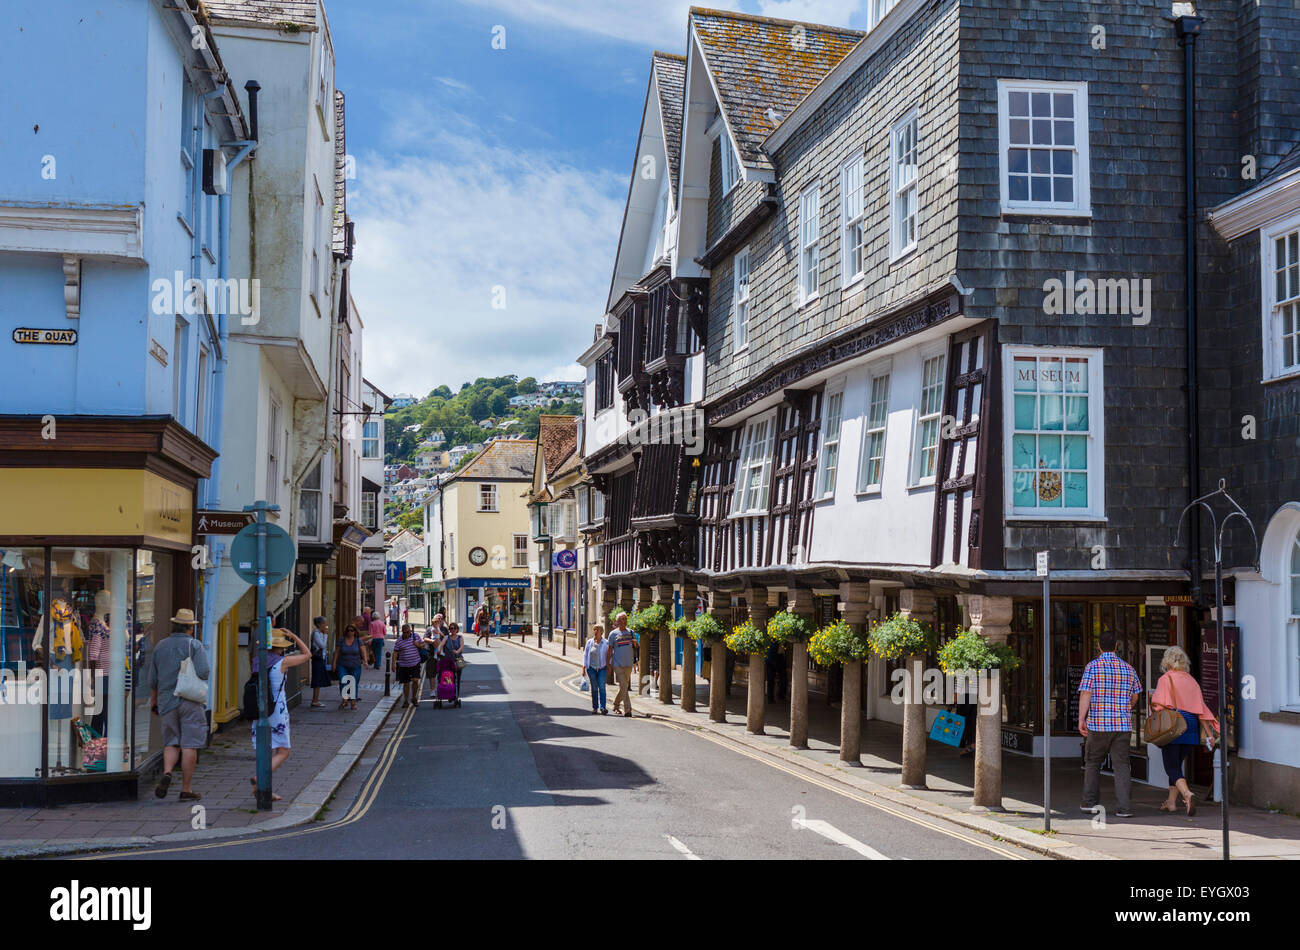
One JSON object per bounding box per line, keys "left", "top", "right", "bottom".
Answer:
{"left": 1174, "top": 479, "right": 1259, "bottom": 861}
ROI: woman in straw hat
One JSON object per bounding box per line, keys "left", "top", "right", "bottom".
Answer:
{"left": 250, "top": 628, "right": 311, "bottom": 802}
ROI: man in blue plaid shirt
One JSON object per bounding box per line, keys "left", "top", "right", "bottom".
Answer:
{"left": 1077, "top": 630, "right": 1143, "bottom": 818}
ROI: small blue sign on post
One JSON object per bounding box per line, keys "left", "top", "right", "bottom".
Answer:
{"left": 552, "top": 549, "right": 577, "bottom": 571}
{"left": 386, "top": 561, "right": 407, "bottom": 585}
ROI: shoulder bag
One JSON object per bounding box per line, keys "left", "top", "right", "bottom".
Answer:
{"left": 1142, "top": 674, "right": 1188, "bottom": 747}
{"left": 174, "top": 639, "right": 209, "bottom": 706}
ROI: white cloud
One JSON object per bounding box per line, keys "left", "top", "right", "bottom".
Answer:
{"left": 458, "top": 0, "right": 692, "bottom": 50}
{"left": 348, "top": 109, "right": 625, "bottom": 396}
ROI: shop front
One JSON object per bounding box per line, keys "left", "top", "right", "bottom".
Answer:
{"left": 0, "top": 420, "right": 212, "bottom": 805}
{"left": 459, "top": 578, "right": 529, "bottom": 634}
{"left": 1002, "top": 594, "right": 1193, "bottom": 786}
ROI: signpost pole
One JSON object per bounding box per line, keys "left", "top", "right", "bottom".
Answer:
{"left": 1038, "top": 550, "right": 1051, "bottom": 833}
{"left": 1214, "top": 557, "right": 1230, "bottom": 860}
{"left": 247, "top": 500, "right": 273, "bottom": 811}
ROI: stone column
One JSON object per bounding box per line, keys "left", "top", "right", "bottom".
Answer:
{"left": 653, "top": 583, "right": 675, "bottom": 705}
{"left": 679, "top": 581, "right": 698, "bottom": 713}
{"left": 633, "top": 585, "right": 652, "bottom": 694}
{"left": 708, "top": 594, "right": 731, "bottom": 723}
{"left": 899, "top": 588, "right": 936, "bottom": 789}
{"left": 745, "top": 595, "right": 769, "bottom": 735}
{"left": 838, "top": 584, "right": 873, "bottom": 766}
{"left": 786, "top": 590, "right": 815, "bottom": 749}
{"left": 968, "top": 594, "right": 1014, "bottom": 811}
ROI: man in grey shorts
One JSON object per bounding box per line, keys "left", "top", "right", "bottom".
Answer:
{"left": 143, "top": 608, "right": 210, "bottom": 801}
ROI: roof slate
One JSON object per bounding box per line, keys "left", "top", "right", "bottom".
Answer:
{"left": 452, "top": 439, "right": 535, "bottom": 482}
{"left": 200, "top": 0, "right": 317, "bottom": 28}
{"left": 689, "top": 7, "right": 861, "bottom": 172}
{"left": 1264, "top": 140, "right": 1300, "bottom": 183}
{"left": 652, "top": 52, "right": 686, "bottom": 203}
{"left": 333, "top": 89, "right": 347, "bottom": 254}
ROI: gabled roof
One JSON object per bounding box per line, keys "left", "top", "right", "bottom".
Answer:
{"left": 537, "top": 414, "right": 578, "bottom": 479}
{"left": 449, "top": 439, "right": 535, "bottom": 483}
{"left": 1265, "top": 141, "right": 1300, "bottom": 184}
{"left": 653, "top": 52, "right": 687, "bottom": 203}
{"left": 689, "top": 7, "right": 861, "bottom": 173}
{"left": 200, "top": 0, "right": 317, "bottom": 29}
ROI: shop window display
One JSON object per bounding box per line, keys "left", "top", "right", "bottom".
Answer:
{"left": 133, "top": 550, "right": 175, "bottom": 768}
{"left": 0, "top": 548, "right": 135, "bottom": 779}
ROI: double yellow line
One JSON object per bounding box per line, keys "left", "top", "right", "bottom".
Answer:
{"left": 77, "top": 691, "right": 420, "bottom": 860}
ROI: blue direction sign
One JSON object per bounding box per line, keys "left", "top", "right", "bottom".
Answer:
{"left": 386, "top": 561, "right": 407, "bottom": 585}
{"left": 230, "top": 521, "right": 295, "bottom": 586}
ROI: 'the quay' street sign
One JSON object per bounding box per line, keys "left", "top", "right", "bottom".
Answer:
{"left": 194, "top": 510, "right": 256, "bottom": 535}
{"left": 13, "top": 327, "right": 77, "bottom": 345}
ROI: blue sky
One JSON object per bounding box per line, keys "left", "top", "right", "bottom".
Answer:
{"left": 332, "top": 0, "right": 863, "bottom": 398}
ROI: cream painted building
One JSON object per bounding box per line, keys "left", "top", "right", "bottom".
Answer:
{"left": 423, "top": 439, "right": 534, "bottom": 629}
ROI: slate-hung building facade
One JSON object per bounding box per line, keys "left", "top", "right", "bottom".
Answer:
{"left": 582, "top": 1, "right": 1300, "bottom": 810}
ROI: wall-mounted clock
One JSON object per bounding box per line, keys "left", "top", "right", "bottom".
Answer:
{"left": 468, "top": 546, "right": 488, "bottom": 567}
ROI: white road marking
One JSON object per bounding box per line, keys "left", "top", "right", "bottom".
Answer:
{"left": 794, "top": 818, "right": 891, "bottom": 860}
{"left": 664, "top": 834, "right": 701, "bottom": 860}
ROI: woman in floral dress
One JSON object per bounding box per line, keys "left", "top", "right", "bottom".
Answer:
{"left": 251, "top": 628, "right": 311, "bottom": 802}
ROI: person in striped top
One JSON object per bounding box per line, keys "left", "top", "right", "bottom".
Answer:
{"left": 393, "top": 624, "right": 426, "bottom": 708}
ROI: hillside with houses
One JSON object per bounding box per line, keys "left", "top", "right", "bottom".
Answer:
{"left": 381, "top": 374, "right": 580, "bottom": 534}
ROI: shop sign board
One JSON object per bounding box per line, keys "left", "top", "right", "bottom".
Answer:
{"left": 552, "top": 549, "right": 578, "bottom": 570}
{"left": 13, "top": 327, "right": 77, "bottom": 345}
{"left": 359, "top": 551, "right": 385, "bottom": 574}
{"left": 1200, "top": 624, "right": 1240, "bottom": 750}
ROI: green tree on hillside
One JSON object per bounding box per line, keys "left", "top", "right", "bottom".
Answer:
{"left": 517, "top": 377, "right": 538, "bottom": 394}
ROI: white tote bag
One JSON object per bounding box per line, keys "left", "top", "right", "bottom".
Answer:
{"left": 174, "top": 639, "right": 209, "bottom": 706}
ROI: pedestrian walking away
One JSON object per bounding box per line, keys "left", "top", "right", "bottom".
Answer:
{"left": 333, "top": 623, "right": 368, "bottom": 711}
{"left": 474, "top": 603, "right": 491, "bottom": 647}
{"left": 309, "top": 615, "right": 332, "bottom": 707}
{"left": 144, "top": 607, "right": 210, "bottom": 802}
{"left": 1077, "top": 630, "right": 1144, "bottom": 818}
{"left": 389, "top": 598, "right": 401, "bottom": 635}
{"left": 393, "top": 624, "right": 426, "bottom": 708}
{"left": 251, "top": 628, "right": 312, "bottom": 802}
{"left": 608, "top": 613, "right": 638, "bottom": 717}
{"left": 368, "top": 608, "right": 388, "bottom": 670}
{"left": 1150, "top": 645, "right": 1220, "bottom": 817}
{"left": 583, "top": 624, "right": 611, "bottom": 714}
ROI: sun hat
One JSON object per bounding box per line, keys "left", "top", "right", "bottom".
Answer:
{"left": 171, "top": 608, "right": 198, "bottom": 626}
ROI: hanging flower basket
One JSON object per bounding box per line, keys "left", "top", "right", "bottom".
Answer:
{"left": 667, "top": 616, "right": 693, "bottom": 639}
{"left": 768, "top": 610, "right": 812, "bottom": 644}
{"left": 629, "top": 602, "right": 669, "bottom": 634}
{"left": 687, "top": 612, "right": 726, "bottom": 642}
{"left": 724, "top": 618, "right": 774, "bottom": 656}
{"left": 937, "top": 627, "right": 1021, "bottom": 674}
{"left": 867, "top": 613, "right": 939, "bottom": 661}
{"left": 808, "top": 620, "right": 871, "bottom": 666}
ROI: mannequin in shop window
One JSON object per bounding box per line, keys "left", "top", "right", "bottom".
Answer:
{"left": 32, "top": 586, "right": 85, "bottom": 771}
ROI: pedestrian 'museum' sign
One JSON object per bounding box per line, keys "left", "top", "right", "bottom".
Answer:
{"left": 13, "top": 327, "right": 77, "bottom": 345}
{"left": 194, "top": 510, "right": 256, "bottom": 535}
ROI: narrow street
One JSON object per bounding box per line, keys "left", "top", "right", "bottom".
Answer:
{"left": 89, "top": 643, "right": 1025, "bottom": 861}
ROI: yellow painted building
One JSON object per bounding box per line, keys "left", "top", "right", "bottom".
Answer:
{"left": 423, "top": 439, "right": 534, "bottom": 629}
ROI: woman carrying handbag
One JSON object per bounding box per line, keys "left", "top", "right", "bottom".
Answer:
{"left": 1147, "top": 645, "right": 1219, "bottom": 817}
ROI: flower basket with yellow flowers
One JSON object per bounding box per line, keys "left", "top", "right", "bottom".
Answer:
{"left": 807, "top": 620, "right": 871, "bottom": 666}
{"left": 628, "top": 602, "right": 668, "bottom": 634}
{"left": 867, "top": 612, "right": 939, "bottom": 661}
{"left": 767, "top": 610, "right": 811, "bottom": 644}
{"left": 724, "top": 618, "right": 774, "bottom": 656}
{"left": 687, "top": 612, "right": 726, "bottom": 642}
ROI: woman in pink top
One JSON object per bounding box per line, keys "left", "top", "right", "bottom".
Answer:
{"left": 1150, "top": 645, "right": 1220, "bottom": 816}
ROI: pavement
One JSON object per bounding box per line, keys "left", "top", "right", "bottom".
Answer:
{"left": 0, "top": 659, "right": 400, "bottom": 858}
{"left": 498, "top": 632, "right": 1300, "bottom": 861}
{"left": 97, "top": 639, "right": 1035, "bottom": 860}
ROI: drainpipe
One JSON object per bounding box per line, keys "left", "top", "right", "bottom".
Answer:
{"left": 1176, "top": 14, "right": 1203, "bottom": 604}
